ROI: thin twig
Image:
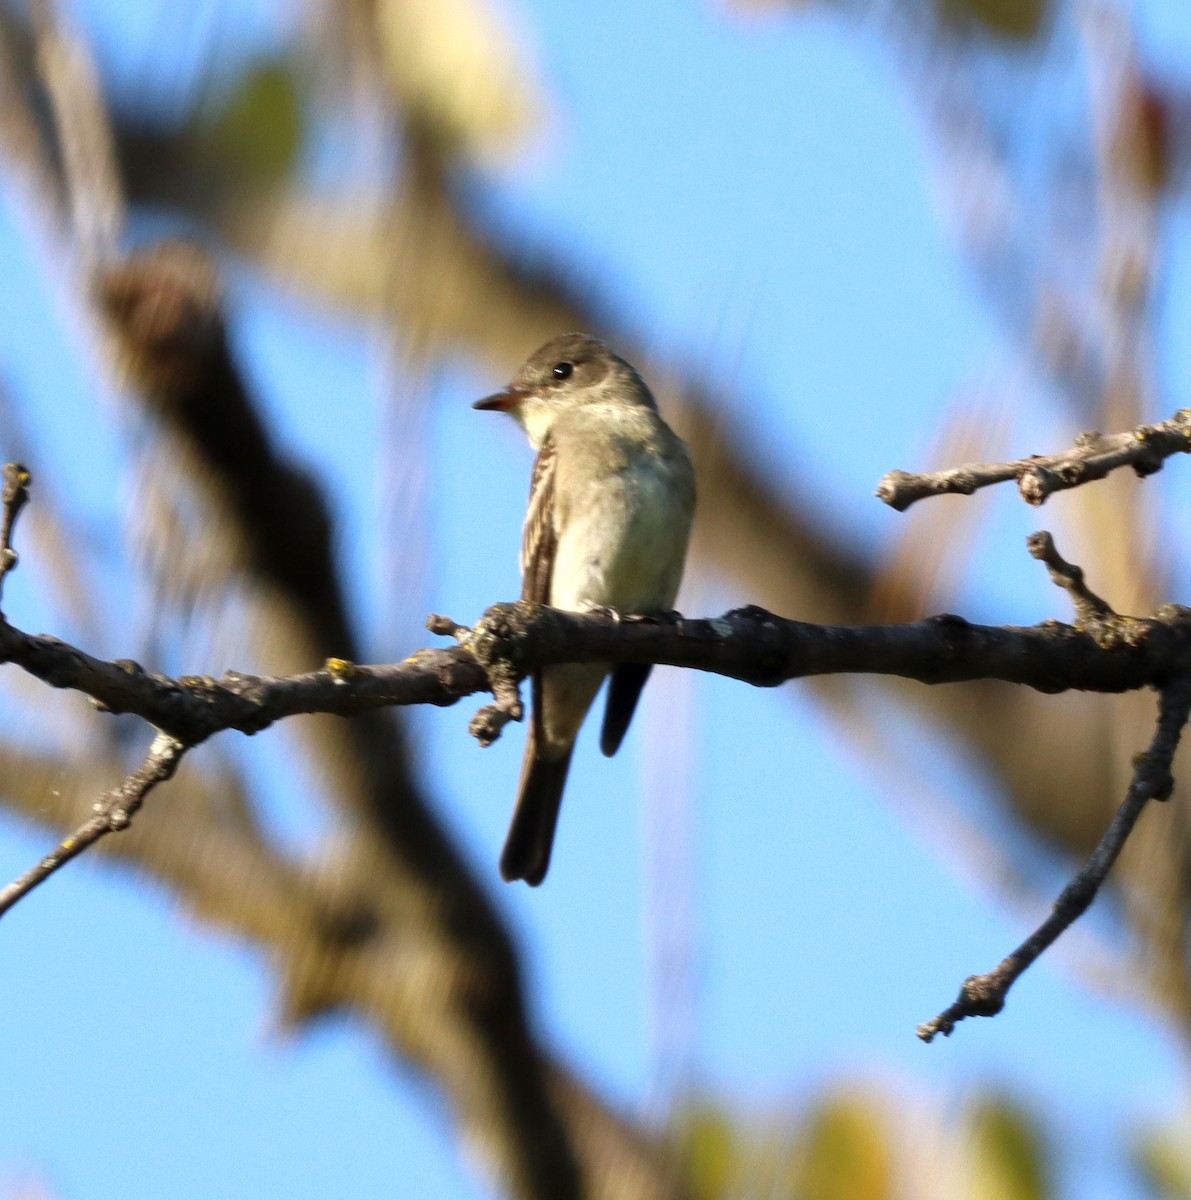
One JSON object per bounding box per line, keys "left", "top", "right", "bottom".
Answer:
{"left": 1027, "top": 530, "right": 1115, "bottom": 624}
{"left": 0, "top": 730, "right": 185, "bottom": 917}
{"left": 1027, "top": 529, "right": 1156, "bottom": 653}
{"left": 0, "top": 461, "right": 30, "bottom": 603}
{"left": 917, "top": 677, "right": 1191, "bottom": 1042}
{"left": 432, "top": 611, "right": 524, "bottom": 746}
{"left": 876, "top": 409, "right": 1191, "bottom": 512}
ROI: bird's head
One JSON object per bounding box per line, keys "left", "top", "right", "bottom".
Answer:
{"left": 474, "top": 333, "right": 655, "bottom": 447}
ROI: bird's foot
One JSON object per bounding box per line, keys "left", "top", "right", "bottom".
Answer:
{"left": 618, "top": 608, "right": 685, "bottom": 626}
{"left": 578, "top": 602, "right": 623, "bottom": 623}
{"left": 576, "top": 605, "right": 684, "bottom": 625}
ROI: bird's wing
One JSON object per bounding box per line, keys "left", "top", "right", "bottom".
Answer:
{"left": 520, "top": 436, "right": 559, "bottom": 759}
{"left": 521, "top": 435, "right": 557, "bottom": 606}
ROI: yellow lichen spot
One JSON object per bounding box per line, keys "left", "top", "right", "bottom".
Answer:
{"left": 325, "top": 657, "right": 357, "bottom": 681}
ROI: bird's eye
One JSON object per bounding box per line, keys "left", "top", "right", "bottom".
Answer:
{"left": 552, "top": 361, "right": 574, "bottom": 380}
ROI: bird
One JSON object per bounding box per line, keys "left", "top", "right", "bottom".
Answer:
{"left": 474, "top": 333, "right": 696, "bottom": 885}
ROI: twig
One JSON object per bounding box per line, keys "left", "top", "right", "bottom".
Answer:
{"left": 1027, "top": 530, "right": 1157, "bottom": 657}
{"left": 1027, "top": 530, "right": 1115, "bottom": 623}
{"left": 876, "top": 409, "right": 1191, "bottom": 511}
{"left": 917, "top": 677, "right": 1191, "bottom": 1042}
{"left": 0, "top": 730, "right": 185, "bottom": 917}
{"left": 433, "top": 611, "right": 526, "bottom": 746}
{"left": 0, "top": 461, "right": 30, "bottom": 603}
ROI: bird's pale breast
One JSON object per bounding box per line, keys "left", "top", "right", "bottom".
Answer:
{"left": 549, "top": 412, "right": 693, "bottom": 614}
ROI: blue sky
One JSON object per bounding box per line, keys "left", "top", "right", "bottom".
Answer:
{"left": 2, "top": 2, "right": 1191, "bottom": 1198}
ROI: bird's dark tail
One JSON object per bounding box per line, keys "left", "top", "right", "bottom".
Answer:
{"left": 600, "top": 663, "right": 653, "bottom": 757}
{"left": 500, "top": 730, "right": 573, "bottom": 886}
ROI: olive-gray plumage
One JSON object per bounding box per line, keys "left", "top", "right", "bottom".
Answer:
{"left": 475, "top": 334, "right": 696, "bottom": 885}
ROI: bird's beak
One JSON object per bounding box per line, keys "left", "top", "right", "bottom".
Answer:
{"left": 473, "top": 387, "right": 529, "bottom": 412}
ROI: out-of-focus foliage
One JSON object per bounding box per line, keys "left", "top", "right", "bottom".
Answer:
{"left": 937, "top": 0, "right": 1050, "bottom": 40}
{"left": 724, "top": 0, "right": 1050, "bottom": 40}
{"left": 676, "top": 1087, "right": 1056, "bottom": 1200}
{"left": 791, "top": 1092, "right": 896, "bottom": 1200}
{"left": 202, "top": 62, "right": 303, "bottom": 188}
{"left": 673, "top": 1105, "right": 739, "bottom": 1200}
{"left": 1134, "top": 1121, "right": 1191, "bottom": 1200}
{"left": 1116, "top": 83, "right": 1172, "bottom": 198}
{"left": 675, "top": 1091, "right": 896, "bottom": 1200}
{"left": 967, "top": 1095, "right": 1051, "bottom": 1200}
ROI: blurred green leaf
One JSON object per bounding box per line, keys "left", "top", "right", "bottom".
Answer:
{"left": 936, "top": 0, "right": 1049, "bottom": 40}
{"left": 969, "top": 1095, "right": 1052, "bottom": 1200}
{"left": 204, "top": 62, "right": 303, "bottom": 187}
{"left": 1134, "top": 1124, "right": 1191, "bottom": 1200}
{"left": 674, "top": 1103, "right": 740, "bottom": 1200}
{"left": 792, "top": 1092, "right": 895, "bottom": 1200}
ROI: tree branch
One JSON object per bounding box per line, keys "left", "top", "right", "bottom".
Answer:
{"left": 917, "top": 676, "right": 1191, "bottom": 1042}
{"left": 0, "top": 584, "right": 1188, "bottom": 775}
{"left": 876, "top": 409, "right": 1191, "bottom": 511}
{"left": 0, "top": 730, "right": 184, "bottom": 916}
{"left": 0, "top": 514, "right": 1189, "bottom": 930}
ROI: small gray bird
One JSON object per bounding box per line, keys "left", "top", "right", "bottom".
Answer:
{"left": 475, "top": 333, "right": 696, "bottom": 885}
